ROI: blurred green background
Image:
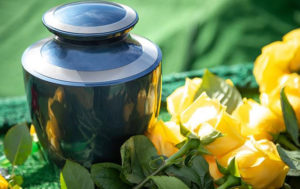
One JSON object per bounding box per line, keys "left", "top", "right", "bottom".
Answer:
{"left": 0, "top": 0, "right": 300, "bottom": 97}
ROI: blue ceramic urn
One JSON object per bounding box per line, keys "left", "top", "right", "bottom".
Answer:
{"left": 22, "top": 1, "right": 162, "bottom": 167}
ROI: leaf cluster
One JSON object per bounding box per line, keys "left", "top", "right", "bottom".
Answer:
{"left": 276, "top": 88, "right": 300, "bottom": 181}
{"left": 60, "top": 132, "right": 222, "bottom": 189}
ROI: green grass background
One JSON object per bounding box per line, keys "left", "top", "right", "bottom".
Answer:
{"left": 0, "top": 0, "right": 299, "bottom": 97}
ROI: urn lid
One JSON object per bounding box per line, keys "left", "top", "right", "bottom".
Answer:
{"left": 22, "top": 1, "right": 162, "bottom": 86}
{"left": 42, "top": 1, "right": 138, "bottom": 39}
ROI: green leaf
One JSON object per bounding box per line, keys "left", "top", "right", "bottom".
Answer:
{"left": 165, "top": 165, "right": 202, "bottom": 187}
{"left": 280, "top": 88, "right": 300, "bottom": 146}
{"left": 4, "top": 124, "right": 32, "bottom": 165}
{"left": 61, "top": 160, "right": 94, "bottom": 189}
{"left": 194, "top": 69, "right": 242, "bottom": 114}
{"left": 287, "top": 169, "right": 300, "bottom": 176}
{"left": 10, "top": 185, "right": 22, "bottom": 189}
{"left": 281, "top": 183, "right": 291, "bottom": 189}
{"left": 91, "top": 163, "right": 131, "bottom": 189}
{"left": 175, "top": 140, "right": 186, "bottom": 149}
{"left": 198, "top": 126, "right": 223, "bottom": 145}
{"left": 217, "top": 175, "right": 241, "bottom": 189}
{"left": 188, "top": 156, "right": 214, "bottom": 189}
{"left": 168, "top": 155, "right": 214, "bottom": 188}
{"left": 197, "top": 144, "right": 211, "bottom": 155}
{"left": 240, "top": 180, "right": 253, "bottom": 189}
{"left": 120, "top": 135, "right": 158, "bottom": 184}
{"left": 150, "top": 176, "right": 189, "bottom": 189}
{"left": 179, "top": 124, "right": 192, "bottom": 137}
{"left": 216, "top": 161, "right": 228, "bottom": 175}
{"left": 60, "top": 172, "right": 67, "bottom": 189}
{"left": 8, "top": 175, "right": 23, "bottom": 188}
{"left": 179, "top": 124, "right": 198, "bottom": 139}
{"left": 12, "top": 175, "right": 23, "bottom": 186}
{"left": 149, "top": 156, "right": 165, "bottom": 170}
{"left": 277, "top": 145, "right": 300, "bottom": 175}
{"left": 0, "top": 155, "right": 11, "bottom": 168}
{"left": 215, "top": 176, "right": 227, "bottom": 186}
{"left": 227, "top": 158, "right": 240, "bottom": 177}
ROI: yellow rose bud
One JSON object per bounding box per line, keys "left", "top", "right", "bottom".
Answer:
{"left": 253, "top": 40, "right": 298, "bottom": 93}
{"left": 181, "top": 93, "right": 245, "bottom": 156}
{"left": 218, "top": 138, "right": 289, "bottom": 189}
{"left": 260, "top": 74, "right": 300, "bottom": 128}
{"left": 167, "top": 77, "right": 202, "bottom": 119}
{"left": 146, "top": 120, "right": 185, "bottom": 157}
{"left": 233, "top": 99, "right": 285, "bottom": 140}
{"left": 0, "top": 174, "right": 8, "bottom": 189}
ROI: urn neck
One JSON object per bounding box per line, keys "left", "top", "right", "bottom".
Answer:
{"left": 54, "top": 33, "right": 129, "bottom": 46}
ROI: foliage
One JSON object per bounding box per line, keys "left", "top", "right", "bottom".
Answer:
{"left": 1, "top": 69, "right": 300, "bottom": 189}
{"left": 60, "top": 160, "right": 94, "bottom": 189}
{"left": 194, "top": 70, "right": 242, "bottom": 114}
{"left": 60, "top": 132, "right": 220, "bottom": 189}
{"left": 280, "top": 88, "right": 300, "bottom": 146}
{"left": 2, "top": 124, "right": 32, "bottom": 188}
{"left": 4, "top": 124, "right": 32, "bottom": 166}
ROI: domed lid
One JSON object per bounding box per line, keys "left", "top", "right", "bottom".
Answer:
{"left": 43, "top": 1, "right": 138, "bottom": 39}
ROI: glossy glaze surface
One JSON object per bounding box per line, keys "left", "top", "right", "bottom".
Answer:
{"left": 55, "top": 3, "right": 126, "bottom": 26}
{"left": 41, "top": 36, "right": 143, "bottom": 71}
{"left": 24, "top": 64, "right": 161, "bottom": 167}
{"left": 22, "top": 1, "right": 162, "bottom": 167}
{"left": 22, "top": 34, "right": 161, "bottom": 86}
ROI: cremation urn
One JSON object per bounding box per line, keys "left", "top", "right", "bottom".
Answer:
{"left": 22, "top": 1, "right": 162, "bottom": 167}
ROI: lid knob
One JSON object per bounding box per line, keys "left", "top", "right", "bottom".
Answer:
{"left": 43, "top": 1, "right": 138, "bottom": 40}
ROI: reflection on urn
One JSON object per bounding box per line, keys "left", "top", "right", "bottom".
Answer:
{"left": 46, "top": 87, "right": 64, "bottom": 152}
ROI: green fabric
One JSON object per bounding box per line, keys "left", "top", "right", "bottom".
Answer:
{"left": 0, "top": 0, "right": 299, "bottom": 97}
{"left": 0, "top": 64, "right": 258, "bottom": 188}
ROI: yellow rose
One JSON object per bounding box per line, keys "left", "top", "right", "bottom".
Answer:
{"left": 0, "top": 174, "right": 8, "bottom": 189}
{"left": 253, "top": 41, "right": 299, "bottom": 93}
{"left": 204, "top": 156, "right": 223, "bottom": 181}
{"left": 260, "top": 73, "right": 300, "bottom": 128}
{"left": 181, "top": 93, "right": 245, "bottom": 156}
{"left": 254, "top": 29, "right": 300, "bottom": 93}
{"left": 146, "top": 120, "right": 185, "bottom": 157}
{"left": 167, "top": 77, "right": 202, "bottom": 120}
{"left": 254, "top": 28, "right": 300, "bottom": 129}
{"left": 218, "top": 138, "right": 289, "bottom": 189}
{"left": 283, "top": 29, "right": 300, "bottom": 72}
{"left": 233, "top": 99, "right": 285, "bottom": 140}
